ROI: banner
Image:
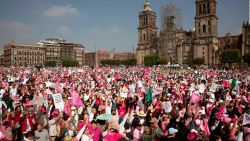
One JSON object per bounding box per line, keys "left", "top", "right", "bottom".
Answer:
{"left": 53, "top": 93, "right": 64, "bottom": 111}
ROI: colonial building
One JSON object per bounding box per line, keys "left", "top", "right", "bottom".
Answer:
{"left": 159, "top": 14, "right": 194, "bottom": 64}
{"left": 193, "top": 0, "right": 219, "bottom": 65}
{"left": 113, "top": 52, "right": 135, "bottom": 61}
{"left": 136, "top": 0, "right": 158, "bottom": 66}
{"left": 219, "top": 33, "right": 242, "bottom": 50}
{"left": 0, "top": 52, "right": 4, "bottom": 66}
{"left": 3, "top": 38, "right": 85, "bottom": 66}
{"left": 85, "top": 49, "right": 113, "bottom": 67}
{"left": 136, "top": 0, "right": 220, "bottom": 66}
{"left": 4, "top": 43, "right": 45, "bottom": 66}
{"left": 242, "top": 22, "right": 250, "bottom": 56}
{"left": 38, "top": 38, "right": 85, "bottom": 66}
{"left": 85, "top": 52, "right": 97, "bottom": 67}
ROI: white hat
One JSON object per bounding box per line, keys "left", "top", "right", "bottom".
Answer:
{"left": 168, "top": 127, "right": 178, "bottom": 135}
{"left": 71, "top": 106, "right": 76, "bottom": 110}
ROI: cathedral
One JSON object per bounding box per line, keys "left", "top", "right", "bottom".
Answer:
{"left": 136, "top": 0, "right": 158, "bottom": 65}
{"left": 136, "top": 0, "right": 220, "bottom": 65}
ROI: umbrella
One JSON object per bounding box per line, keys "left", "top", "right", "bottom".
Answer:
{"left": 97, "top": 114, "right": 115, "bottom": 120}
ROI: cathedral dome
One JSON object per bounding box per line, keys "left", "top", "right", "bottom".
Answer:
{"left": 143, "top": 0, "right": 152, "bottom": 11}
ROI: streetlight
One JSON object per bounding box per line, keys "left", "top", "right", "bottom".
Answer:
{"left": 206, "top": 37, "right": 211, "bottom": 65}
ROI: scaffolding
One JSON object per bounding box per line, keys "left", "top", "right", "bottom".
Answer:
{"left": 160, "top": 4, "right": 182, "bottom": 31}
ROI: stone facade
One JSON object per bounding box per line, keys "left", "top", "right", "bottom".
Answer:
{"left": 85, "top": 49, "right": 114, "bottom": 67}
{"left": 193, "top": 0, "right": 219, "bottom": 65}
{"left": 4, "top": 43, "right": 45, "bottom": 66}
{"left": 242, "top": 22, "right": 250, "bottom": 56}
{"left": 136, "top": 1, "right": 158, "bottom": 66}
{"left": 38, "top": 38, "right": 85, "bottom": 66}
{"left": 113, "top": 52, "right": 135, "bottom": 61}
{"left": 136, "top": 0, "right": 220, "bottom": 66}
{"left": 3, "top": 38, "right": 85, "bottom": 66}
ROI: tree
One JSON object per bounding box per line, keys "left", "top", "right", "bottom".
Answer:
{"left": 157, "top": 58, "right": 168, "bottom": 65}
{"left": 45, "top": 61, "right": 57, "bottom": 67}
{"left": 144, "top": 55, "right": 159, "bottom": 66}
{"left": 243, "top": 53, "right": 250, "bottom": 65}
{"left": 62, "top": 59, "right": 79, "bottom": 67}
{"left": 193, "top": 57, "right": 205, "bottom": 65}
{"left": 220, "top": 49, "right": 241, "bottom": 64}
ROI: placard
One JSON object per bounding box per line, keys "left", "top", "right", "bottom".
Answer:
{"left": 209, "top": 83, "right": 218, "bottom": 93}
{"left": 53, "top": 93, "right": 64, "bottom": 111}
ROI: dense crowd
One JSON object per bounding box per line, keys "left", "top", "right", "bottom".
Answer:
{"left": 0, "top": 65, "right": 249, "bottom": 141}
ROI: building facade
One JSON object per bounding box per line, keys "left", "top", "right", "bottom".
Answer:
{"left": 242, "top": 22, "right": 250, "bottom": 56}
{"left": 137, "top": 0, "right": 221, "bottom": 66}
{"left": 85, "top": 52, "right": 97, "bottom": 67}
{"left": 85, "top": 49, "right": 113, "bottom": 67}
{"left": 0, "top": 52, "right": 4, "bottom": 66}
{"left": 38, "top": 38, "right": 85, "bottom": 66}
{"left": 136, "top": 0, "right": 158, "bottom": 66}
{"left": 193, "top": 0, "right": 219, "bottom": 65}
{"left": 3, "top": 38, "right": 85, "bottom": 66}
{"left": 113, "top": 52, "right": 135, "bottom": 61}
{"left": 4, "top": 43, "right": 45, "bottom": 66}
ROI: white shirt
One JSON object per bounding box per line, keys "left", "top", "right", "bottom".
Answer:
{"left": 81, "top": 134, "right": 93, "bottom": 141}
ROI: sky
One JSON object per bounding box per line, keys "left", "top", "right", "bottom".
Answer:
{"left": 0, "top": 0, "right": 248, "bottom": 52}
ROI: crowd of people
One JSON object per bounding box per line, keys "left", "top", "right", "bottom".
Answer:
{"left": 0, "top": 65, "right": 249, "bottom": 141}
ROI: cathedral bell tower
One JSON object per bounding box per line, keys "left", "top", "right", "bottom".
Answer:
{"left": 194, "top": 0, "right": 219, "bottom": 65}
{"left": 136, "top": 0, "right": 158, "bottom": 66}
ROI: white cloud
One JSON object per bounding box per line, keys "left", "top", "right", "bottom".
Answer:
{"left": 45, "top": 4, "right": 79, "bottom": 17}
{"left": 57, "top": 26, "right": 71, "bottom": 34}
{"left": 110, "top": 27, "right": 120, "bottom": 34}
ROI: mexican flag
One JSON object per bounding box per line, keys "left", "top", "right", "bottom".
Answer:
{"left": 146, "top": 87, "right": 153, "bottom": 103}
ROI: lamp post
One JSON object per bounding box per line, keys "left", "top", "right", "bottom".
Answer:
{"left": 206, "top": 37, "right": 211, "bottom": 65}
{"left": 179, "top": 40, "right": 184, "bottom": 66}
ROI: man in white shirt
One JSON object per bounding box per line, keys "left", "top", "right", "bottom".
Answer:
{"left": 35, "top": 124, "right": 50, "bottom": 141}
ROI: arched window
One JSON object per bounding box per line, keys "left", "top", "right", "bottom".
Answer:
{"left": 143, "top": 34, "right": 146, "bottom": 41}
{"left": 203, "top": 25, "right": 206, "bottom": 33}
{"left": 207, "top": 3, "right": 210, "bottom": 14}
{"left": 199, "top": 4, "right": 202, "bottom": 15}
{"left": 203, "top": 4, "right": 206, "bottom": 14}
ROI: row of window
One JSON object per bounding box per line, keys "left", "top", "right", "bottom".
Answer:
{"left": 140, "top": 17, "right": 155, "bottom": 27}
{"left": 198, "top": 3, "right": 210, "bottom": 16}
{"left": 13, "top": 51, "right": 44, "bottom": 56}
{"left": 13, "top": 56, "right": 44, "bottom": 60}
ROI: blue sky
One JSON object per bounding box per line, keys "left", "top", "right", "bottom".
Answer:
{"left": 0, "top": 0, "right": 248, "bottom": 52}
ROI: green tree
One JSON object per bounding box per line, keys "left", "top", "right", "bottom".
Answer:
{"left": 185, "top": 57, "right": 193, "bottom": 65}
{"left": 193, "top": 57, "right": 205, "bottom": 65}
{"left": 62, "top": 59, "right": 79, "bottom": 67}
{"left": 220, "top": 49, "right": 241, "bottom": 64}
{"left": 243, "top": 53, "right": 250, "bottom": 65}
{"left": 45, "top": 61, "right": 57, "bottom": 67}
{"left": 157, "top": 58, "right": 168, "bottom": 65}
{"left": 144, "top": 55, "right": 159, "bottom": 66}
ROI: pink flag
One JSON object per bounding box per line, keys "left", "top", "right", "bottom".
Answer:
{"left": 70, "top": 90, "right": 83, "bottom": 107}
{"left": 190, "top": 93, "right": 203, "bottom": 104}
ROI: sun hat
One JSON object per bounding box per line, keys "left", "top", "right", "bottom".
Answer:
{"left": 137, "top": 110, "right": 146, "bottom": 117}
